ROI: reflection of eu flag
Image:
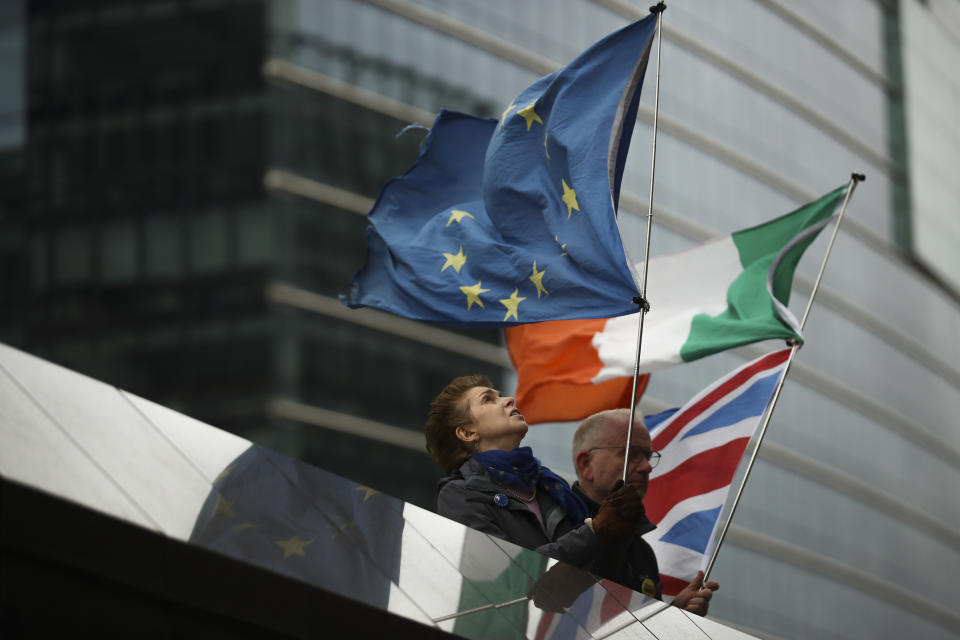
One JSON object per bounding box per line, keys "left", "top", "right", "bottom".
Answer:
{"left": 345, "top": 16, "right": 658, "bottom": 327}
{"left": 189, "top": 446, "right": 403, "bottom": 609}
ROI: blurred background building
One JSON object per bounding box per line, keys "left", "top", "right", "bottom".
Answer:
{"left": 1, "top": 0, "right": 959, "bottom": 638}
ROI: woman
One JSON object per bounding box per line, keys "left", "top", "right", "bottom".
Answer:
{"left": 425, "top": 374, "right": 645, "bottom": 568}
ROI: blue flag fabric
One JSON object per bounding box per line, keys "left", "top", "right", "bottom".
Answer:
{"left": 190, "top": 445, "right": 404, "bottom": 610}
{"left": 345, "top": 16, "right": 659, "bottom": 326}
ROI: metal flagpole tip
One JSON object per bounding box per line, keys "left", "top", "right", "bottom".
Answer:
{"left": 852, "top": 172, "right": 866, "bottom": 182}
{"left": 649, "top": 2, "right": 666, "bottom": 14}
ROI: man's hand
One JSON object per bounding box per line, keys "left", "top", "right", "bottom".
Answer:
{"left": 592, "top": 480, "right": 645, "bottom": 544}
{"left": 671, "top": 571, "right": 718, "bottom": 617}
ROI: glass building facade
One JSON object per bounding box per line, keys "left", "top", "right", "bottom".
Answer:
{"left": 6, "top": 0, "right": 504, "bottom": 504}
{"left": 3, "top": 0, "right": 960, "bottom": 638}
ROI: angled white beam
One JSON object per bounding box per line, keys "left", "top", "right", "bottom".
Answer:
{"left": 266, "top": 277, "right": 960, "bottom": 474}
{"left": 263, "top": 59, "right": 899, "bottom": 283}
{"left": 358, "top": 0, "right": 892, "bottom": 171}
{"left": 593, "top": 0, "right": 891, "bottom": 172}
{"left": 727, "top": 526, "right": 960, "bottom": 634}
{"left": 266, "top": 172, "right": 960, "bottom": 403}
{"left": 265, "top": 282, "right": 512, "bottom": 369}
{"left": 267, "top": 397, "right": 425, "bottom": 451}
{"left": 262, "top": 57, "right": 435, "bottom": 125}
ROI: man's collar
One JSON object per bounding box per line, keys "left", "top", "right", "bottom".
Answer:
{"left": 571, "top": 481, "right": 601, "bottom": 516}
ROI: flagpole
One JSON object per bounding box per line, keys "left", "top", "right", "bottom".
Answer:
{"left": 623, "top": 1, "right": 666, "bottom": 484}
{"left": 430, "top": 596, "right": 530, "bottom": 623}
{"left": 701, "top": 172, "right": 865, "bottom": 584}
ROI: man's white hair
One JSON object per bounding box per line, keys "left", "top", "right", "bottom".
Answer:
{"left": 571, "top": 408, "right": 645, "bottom": 480}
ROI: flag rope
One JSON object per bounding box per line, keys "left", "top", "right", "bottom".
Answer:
{"left": 623, "top": 1, "right": 667, "bottom": 484}
{"left": 701, "top": 172, "right": 865, "bottom": 583}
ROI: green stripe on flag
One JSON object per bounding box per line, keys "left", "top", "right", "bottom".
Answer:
{"left": 680, "top": 186, "right": 848, "bottom": 362}
{"left": 453, "top": 545, "right": 546, "bottom": 640}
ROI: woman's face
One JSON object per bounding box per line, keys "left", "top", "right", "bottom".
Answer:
{"left": 458, "top": 386, "right": 528, "bottom": 452}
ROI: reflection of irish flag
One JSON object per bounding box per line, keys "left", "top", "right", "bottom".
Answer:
{"left": 506, "top": 185, "right": 848, "bottom": 424}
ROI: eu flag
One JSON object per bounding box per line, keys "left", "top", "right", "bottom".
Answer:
{"left": 345, "top": 16, "right": 658, "bottom": 326}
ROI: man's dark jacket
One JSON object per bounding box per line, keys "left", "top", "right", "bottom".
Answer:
{"left": 572, "top": 481, "right": 662, "bottom": 598}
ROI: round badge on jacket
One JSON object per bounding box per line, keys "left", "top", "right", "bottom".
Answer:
{"left": 641, "top": 578, "right": 657, "bottom": 598}
{"left": 493, "top": 493, "right": 509, "bottom": 507}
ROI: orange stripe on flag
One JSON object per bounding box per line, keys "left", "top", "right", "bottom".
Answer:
{"left": 506, "top": 319, "right": 649, "bottom": 424}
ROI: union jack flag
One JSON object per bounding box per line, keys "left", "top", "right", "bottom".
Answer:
{"left": 644, "top": 349, "right": 790, "bottom": 596}
{"left": 531, "top": 350, "right": 789, "bottom": 637}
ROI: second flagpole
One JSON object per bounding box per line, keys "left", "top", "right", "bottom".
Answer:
{"left": 700, "top": 172, "right": 866, "bottom": 583}
{"left": 623, "top": 1, "right": 666, "bottom": 484}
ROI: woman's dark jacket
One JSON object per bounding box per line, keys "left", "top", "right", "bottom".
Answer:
{"left": 438, "top": 457, "right": 662, "bottom": 597}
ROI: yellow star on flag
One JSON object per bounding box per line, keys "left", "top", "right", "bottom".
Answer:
{"left": 446, "top": 209, "right": 476, "bottom": 226}
{"left": 529, "top": 261, "right": 548, "bottom": 298}
{"left": 441, "top": 245, "right": 467, "bottom": 273}
{"left": 276, "top": 535, "right": 313, "bottom": 558}
{"left": 517, "top": 103, "right": 543, "bottom": 131}
{"left": 499, "top": 102, "right": 517, "bottom": 126}
{"left": 460, "top": 281, "right": 490, "bottom": 310}
{"left": 554, "top": 235, "right": 568, "bottom": 256}
{"left": 325, "top": 521, "right": 344, "bottom": 540}
{"left": 544, "top": 131, "right": 550, "bottom": 159}
{"left": 356, "top": 485, "right": 380, "bottom": 501}
{"left": 561, "top": 179, "right": 580, "bottom": 218}
{"left": 500, "top": 288, "right": 526, "bottom": 321}
{"left": 233, "top": 521, "right": 256, "bottom": 532}
{"left": 213, "top": 495, "right": 235, "bottom": 518}
{"left": 328, "top": 515, "right": 360, "bottom": 542}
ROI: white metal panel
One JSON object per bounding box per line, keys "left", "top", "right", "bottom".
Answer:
{"left": 687, "top": 609, "right": 773, "bottom": 640}
{"left": 0, "top": 350, "right": 156, "bottom": 531}
{"left": 641, "top": 602, "right": 711, "bottom": 638}
{"left": 0, "top": 343, "right": 213, "bottom": 540}
{"left": 122, "top": 391, "right": 251, "bottom": 485}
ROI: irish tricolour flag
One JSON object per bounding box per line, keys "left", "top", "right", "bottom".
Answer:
{"left": 506, "top": 185, "right": 848, "bottom": 424}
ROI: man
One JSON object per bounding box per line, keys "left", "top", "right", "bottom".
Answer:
{"left": 572, "top": 408, "right": 719, "bottom": 616}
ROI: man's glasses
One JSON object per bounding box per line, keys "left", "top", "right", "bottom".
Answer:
{"left": 588, "top": 446, "right": 661, "bottom": 468}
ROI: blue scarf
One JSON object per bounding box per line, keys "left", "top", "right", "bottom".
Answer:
{"left": 473, "top": 447, "right": 589, "bottom": 526}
